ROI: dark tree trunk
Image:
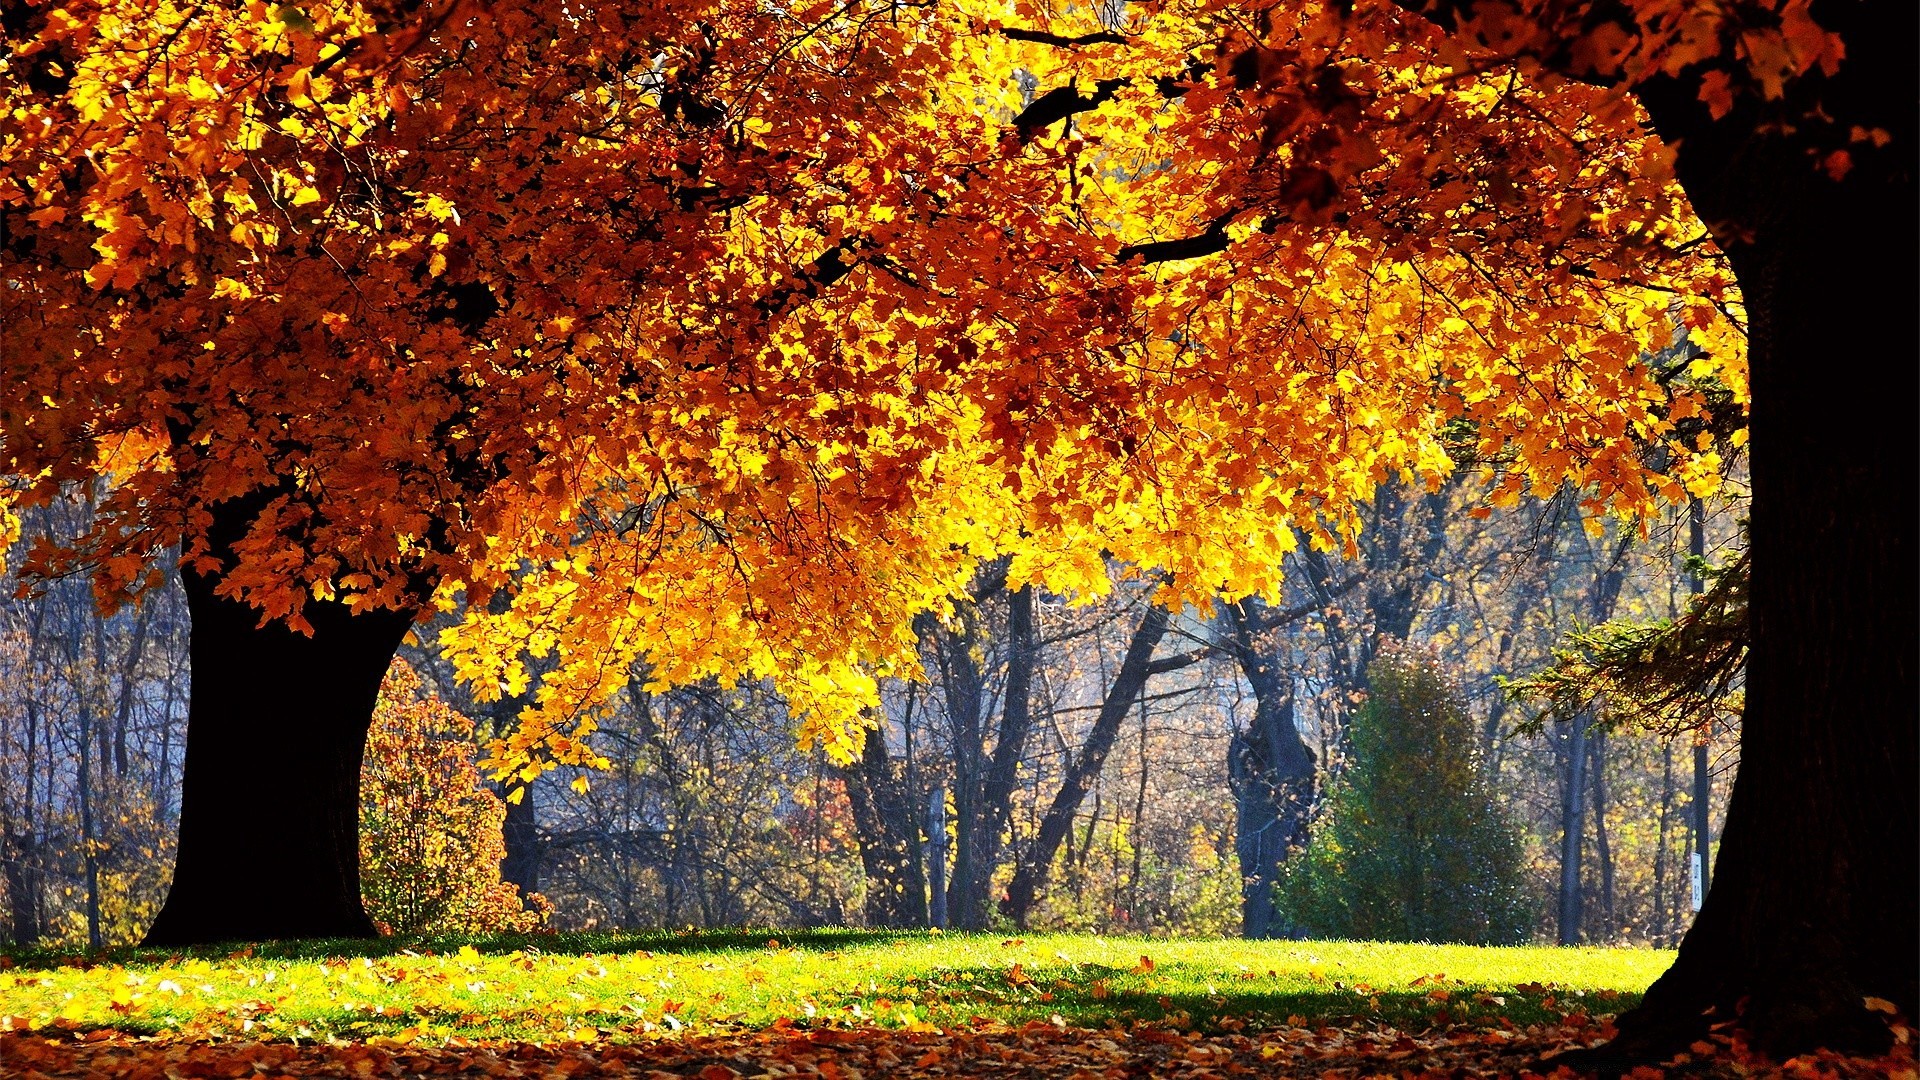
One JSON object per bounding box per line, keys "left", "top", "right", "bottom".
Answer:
{"left": 482, "top": 690, "right": 544, "bottom": 903}
{"left": 1000, "top": 603, "right": 1170, "bottom": 928}
{"left": 843, "top": 723, "right": 929, "bottom": 928}
{"left": 1581, "top": 0, "right": 1919, "bottom": 1059}
{"left": 1225, "top": 597, "right": 1316, "bottom": 939}
{"left": 925, "top": 598, "right": 990, "bottom": 928}
{"left": 1589, "top": 730, "right": 1614, "bottom": 941}
{"left": 972, "top": 585, "right": 1037, "bottom": 911}
{"left": 2, "top": 825, "right": 39, "bottom": 946}
{"left": 924, "top": 565, "right": 1034, "bottom": 930}
{"left": 1652, "top": 742, "right": 1675, "bottom": 946}
{"left": 142, "top": 561, "right": 414, "bottom": 945}
{"left": 499, "top": 782, "right": 541, "bottom": 900}
{"left": 1556, "top": 716, "right": 1588, "bottom": 945}
{"left": 1687, "top": 500, "right": 1714, "bottom": 909}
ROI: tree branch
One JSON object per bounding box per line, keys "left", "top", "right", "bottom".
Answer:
{"left": 1115, "top": 211, "right": 1237, "bottom": 264}
{"left": 1013, "top": 78, "right": 1129, "bottom": 142}
{"left": 1000, "top": 28, "right": 1129, "bottom": 49}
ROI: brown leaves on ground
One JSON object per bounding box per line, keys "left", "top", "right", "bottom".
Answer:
{"left": 2, "top": 1017, "right": 1912, "bottom": 1080}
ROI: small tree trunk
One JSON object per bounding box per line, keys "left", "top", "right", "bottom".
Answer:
{"left": 925, "top": 786, "right": 948, "bottom": 928}
{"left": 77, "top": 698, "right": 102, "bottom": 951}
{"left": 1687, "top": 500, "right": 1714, "bottom": 908}
{"left": 1590, "top": 729, "right": 1615, "bottom": 942}
{"left": 844, "top": 724, "right": 929, "bottom": 928}
{"left": 1556, "top": 717, "right": 1587, "bottom": 946}
{"left": 142, "top": 564, "right": 413, "bottom": 945}
{"left": 1001, "top": 603, "right": 1170, "bottom": 928}
{"left": 1652, "top": 742, "right": 1675, "bottom": 946}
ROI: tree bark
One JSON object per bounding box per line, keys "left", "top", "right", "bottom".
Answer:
{"left": 1687, "top": 500, "right": 1714, "bottom": 909}
{"left": 1589, "top": 729, "right": 1614, "bottom": 941}
{"left": 1579, "top": 0, "right": 1920, "bottom": 1058}
{"left": 924, "top": 597, "right": 989, "bottom": 928}
{"left": 925, "top": 786, "right": 949, "bottom": 928}
{"left": 1556, "top": 716, "right": 1587, "bottom": 945}
{"left": 142, "top": 556, "right": 414, "bottom": 945}
{"left": 844, "top": 722, "right": 929, "bottom": 928}
{"left": 499, "top": 782, "right": 541, "bottom": 900}
{"left": 971, "top": 585, "right": 1037, "bottom": 915}
{"left": 1225, "top": 597, "right": 1316, "bottom": 939}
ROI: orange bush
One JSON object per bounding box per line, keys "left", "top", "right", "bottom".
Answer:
{"left": 360, "top": 662, "right": 548, "bottom": 936}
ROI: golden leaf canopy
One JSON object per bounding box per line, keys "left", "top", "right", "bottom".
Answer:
{"left": 2, "top": 0, "right": 1744, "bottom": 764}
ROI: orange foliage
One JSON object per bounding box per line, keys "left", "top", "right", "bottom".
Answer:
{"left": 360, "top": 660, "right": 546, "bottom": 935}
{"left": 3, "top": 0, "right": 1759, "bottom": 770}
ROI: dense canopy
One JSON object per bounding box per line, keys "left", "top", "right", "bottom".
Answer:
{"left": 2, "top": 0, "right": 1744, "bottom": 775}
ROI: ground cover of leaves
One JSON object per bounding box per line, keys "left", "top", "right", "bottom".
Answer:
{"left": 3, "top": 1015, "right": 1913, "bottom": 1079}
{"left": 1, "top": 932, "right": 1911, "bottom": 1077}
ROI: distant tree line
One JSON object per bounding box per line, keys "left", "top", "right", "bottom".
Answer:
{"left": 1, "top": 479, "right": 1740, "bottom": 947}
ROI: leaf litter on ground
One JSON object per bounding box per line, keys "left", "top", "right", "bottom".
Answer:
{"left": 2, "top": 1013, "right": 1913, "bottom": 1079}
{"left": 0, "top": 933, "right": 1911, "bottom": 1077}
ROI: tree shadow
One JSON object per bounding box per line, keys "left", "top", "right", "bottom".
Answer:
{"left": 0, "top": 927, "right": 928, "bottom": 969}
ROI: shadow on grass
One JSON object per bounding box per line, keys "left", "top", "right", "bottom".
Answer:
{"left": 0, "top": 927, "right": 928, "bottom": 969}
{"left": 1040, "top": 987, "right": 1634, "bottom": 1032}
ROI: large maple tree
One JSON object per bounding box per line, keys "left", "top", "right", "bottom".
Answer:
{"left": 2, "top": 0, "right": 1908, "bottom": 1062}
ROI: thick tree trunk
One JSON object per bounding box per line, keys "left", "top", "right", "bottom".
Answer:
{"left": 971, "top": 585, "right": 1037, "bottom": 915}
{"left": 2, "top": 824, "right": 39, "bottom": 945}
{"left": 142, "top": 564, "right": 413, "bottom": 945}
{"left": 925, "top": 598, "right": 990, "bottom": 928}
{"left": 1583, "top": 1, "right": 1919, "bottom": 1058}
{"left": 499, "top": 783, "right": 541, "bottom": 901}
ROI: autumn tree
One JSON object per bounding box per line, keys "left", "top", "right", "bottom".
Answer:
{"left": 1377, "top": 0, "right": 1913, "bottom": 1060}
{"left": 9, "top": 0, "right": 1882, "bottom": 1061}
{"left": 359, "top": 660, "right": 546, "bottom": 936}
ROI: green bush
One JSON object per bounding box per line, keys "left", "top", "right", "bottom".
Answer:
{"left": 1278, "top": 645, "right": 1531, "bottom": 945}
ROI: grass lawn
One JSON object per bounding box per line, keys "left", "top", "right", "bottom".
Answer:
{"left": 0, "top": 930, "right": 1671, "bottom": 1045}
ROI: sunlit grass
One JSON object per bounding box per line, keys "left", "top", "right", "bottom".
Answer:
{"left": 0, "top": 930, "right": 1672, "bottom": 1043}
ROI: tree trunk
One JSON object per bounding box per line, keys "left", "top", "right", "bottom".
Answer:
{"left": 1583, "top": 2, "right": 1919, "bottom": 1057}
{"left": 499, "top": 783, "right": 541, "bottom": 900}
{"left": 1000, "top": 603, "right": 1170, "bottom": 927}
{"left": 1652, "top": 742, "right": 1674, "bottom": 946}
{"left": 1589, "top": 730, "right": 1614, "bottom": 942}
{"left": 970, "top": 585, "right": 1037, "bottom": 918}
{"left": 1556, "top": 716, "right": 1587, "bottom": 946}
{"left": 925, "top": 786, "right": 948, "bottom": 928}
{"left": 142, "top": 562, "right": 413, "bottom": 945}
{"left": 924, "top": 597, "right": 990, "bottom": 928}
{"left": 1687, "top": 500, "right": 1714, "bottom": 910}
{"left": 844, "top": 723, "right": 929, "bottom": 928}
{"left": 1225, "top": 597, "right": 1316, "bottom": 939}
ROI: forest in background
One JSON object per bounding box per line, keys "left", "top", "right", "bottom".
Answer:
{"left": 0, "top": 474, "right": 1741, "bottom": 951}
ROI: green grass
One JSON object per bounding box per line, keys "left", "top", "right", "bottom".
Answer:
{"left": 0, "top": 930, "right": 1671, "bottom": 1044}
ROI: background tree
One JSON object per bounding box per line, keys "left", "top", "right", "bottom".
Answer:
{"left": 1279, "top": 645, "right": 1531, "bottom": 946}
{"left": 4, "top": 480, "right": 1738, "bottom": 948}
{"left": 359, "top": 661, "right": 547, "bottom": 936}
